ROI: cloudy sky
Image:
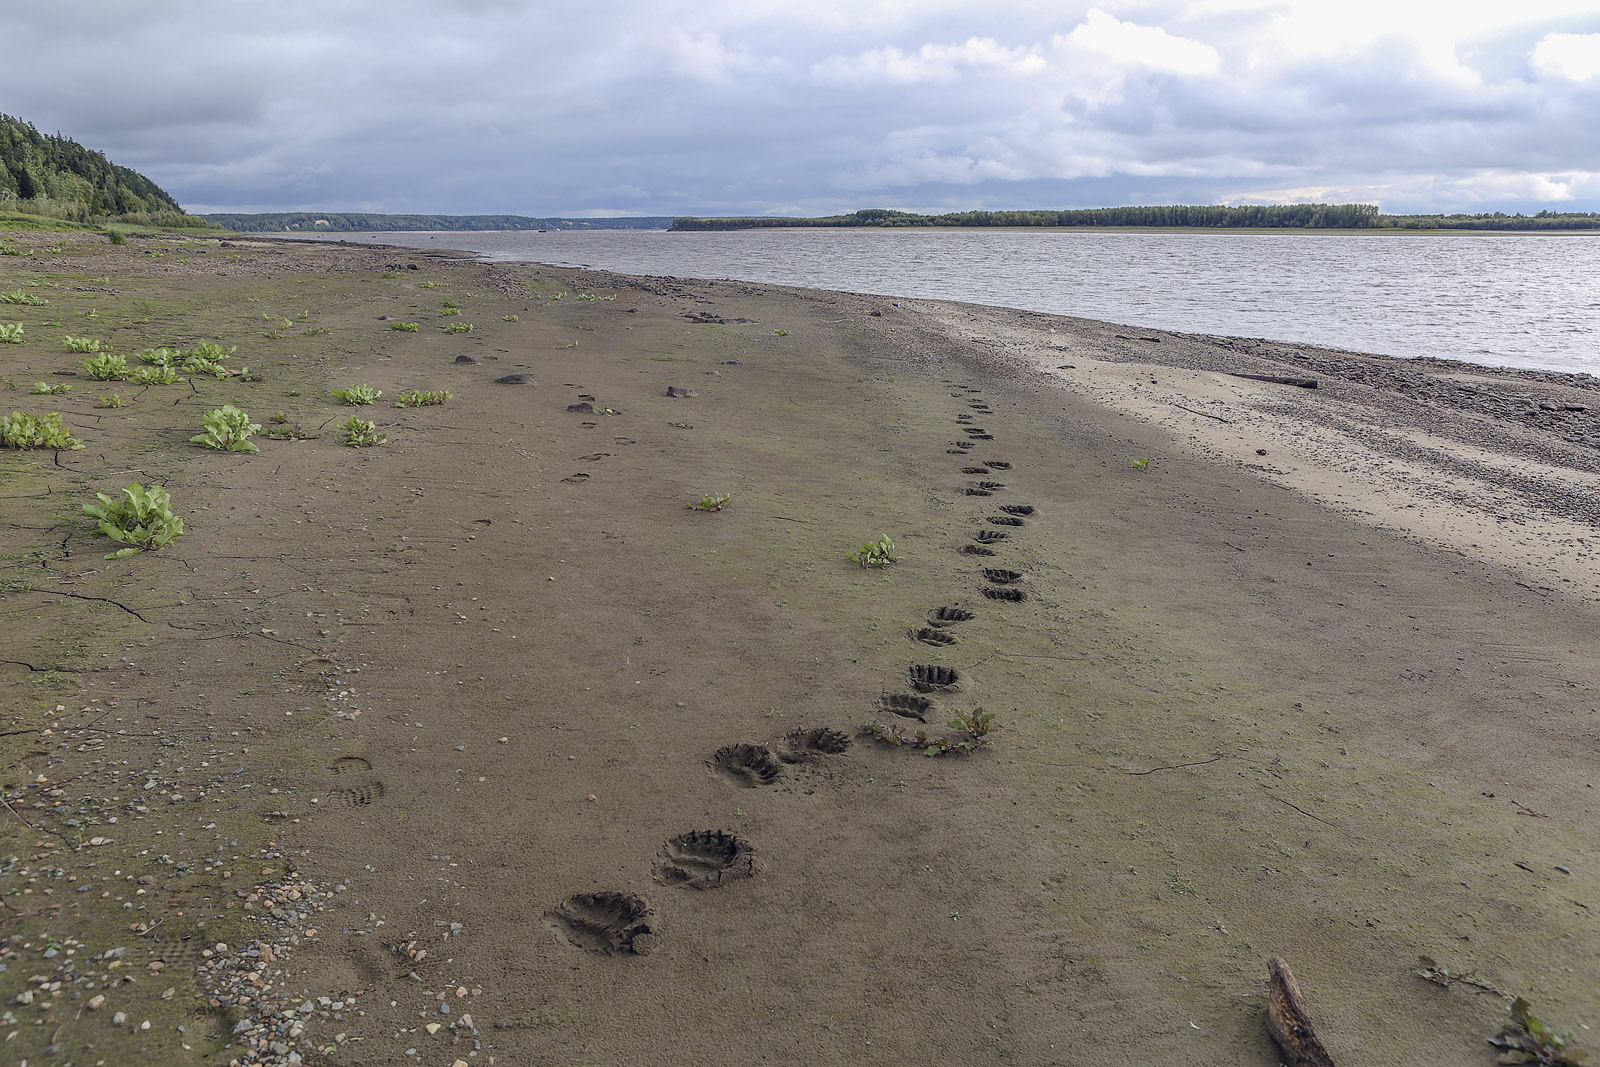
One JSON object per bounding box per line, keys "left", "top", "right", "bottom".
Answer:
{"left": 7, "top": 0, "right": 1600, "bottom": 216}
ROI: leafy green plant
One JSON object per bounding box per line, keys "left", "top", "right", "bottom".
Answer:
{"left": 1489, "top": 997, "right": 1587, "bottom": 1065}
{"left": 136, "top": 346, "right": 180, "bottom": 366}
{"left": 440, "top": 299, "right": 461, "bottom": 310}
{"left": 82, "top": 482, "right": 183, "bottom": 559}
{"left": 0, "top": 243, "right": 29, "bottom": 257}
{"left": 390, "top": 321, "right": 420, "bottom": 332}
{"left": 848, "top": 535, "right": 899, "bottom": 568}
{"left": 394, "top": 389, "right": 451, "bottom": 407}
{"left": 105, "top": 228, "right": 127, "bottom": 245}
{"left": 96, "top": 393, "right": 126, "bottom": 409}
{"left": 29, "top": 381, "right": 71, "bottom": 395}
{"left": 0, "top": 323, "right": 22, "bottom": 343}
{"left": 180, "top": 342, "right": 235, "bottom": 378}
{"left": 773, "top": 329, "right": 790, "bottom": 336}
{"left": 261, "top": 329, "right": 284, "bottom": 339}
{"left": 687, "top": 492, "right": 732, "bottom": 512}
{"left": 269, "top": 410, "right": 288, "bottom": 423}
{"left": 63, "top": 335, "right": 103, "bottom": 353}
{"left": 2, "top": 411, "right": 82, "bottom": 449}
{"left": 420, "top": 280, "right": 443, "bottom": 288}
{"left": 302, "top": 326, "right": 328, "bottom": 336}
{"left": 129, "top": 364, "right": 179, "bottom": 386}
{"left": 863, "top": 707, "right": 997, "bottom": 757}
{"left": 340, "top": 416, "right": 385, "bottom": 447}
{"left": 1131, "top": 457, "right": 1149, "bottom": 470}
{"left": 501, "top": 314, "right": 518, "bottom": 322}
{"left": 190, "top": 404, "right": 262, "bottom": 452}
{"left": 265, "top": 420, "right": 318, "bottom": 441}
{"left": 82, "top": 352, "right": 129, "bottom": 380}
{"left": 0, "top": 288, "right": 48, "bottom": 306}
{"left": 550, "top": 291, "right": 566, "bottom": 300}
{"left": 442, "top": 322, "right": 473, "bottom": 333}
{"left": 331, "top": 384, "right": 382, "bottom": 405}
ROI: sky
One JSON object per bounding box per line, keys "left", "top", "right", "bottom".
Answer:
{"left": 6, "top": 0, "right": 1600, "bottom": 217}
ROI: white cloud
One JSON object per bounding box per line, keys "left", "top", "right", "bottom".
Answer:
{"left": 1532, "top": 32, "right": 1600, "bottom": 83}
{"left": 1062, "top": 8, "right": 1221, "bottom": 76}
{"left": 811, "top": 37, "right": 1046, "bottom": 85}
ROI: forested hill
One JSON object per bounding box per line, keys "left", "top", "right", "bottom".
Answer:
{"left": 206, "top": 213, "right": 673, "bottom": 233}
{"left": 671, "top": 205, "right": 1600, "bottom": 232}
{"left": 0, "top": 114, "right": 192, "bottom": 224}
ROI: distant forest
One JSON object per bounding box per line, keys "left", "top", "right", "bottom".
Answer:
{"left": 0, "top": 114, "right": 201, "bottom": 226}
{"left": 671, "top": 205, "right": 1600, "bottom": 232}
{"left": 206, "top": 212, "right": 674, "bottom": 233}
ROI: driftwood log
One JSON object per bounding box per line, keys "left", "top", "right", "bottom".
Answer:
{"left": 1266, "top": 957, "right": 1337, "bottom": 1067}
{"left": 1228, "top": 372, "right": 1319, "bottom": 389}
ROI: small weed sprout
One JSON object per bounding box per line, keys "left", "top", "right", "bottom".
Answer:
{"left": 502, "top": 314, "right": 518, "bottom": 322}
{"left": 1489, "top": 997, "right": 1587, "bottom": 1066}
{"left": 331, "top": 384, "right": 382, "bottom": 405}
{"left": 82, "top": 353, "right": 129, "bottom": 380}
{"left": 0, "top": 289, "right": 48, "bottom": 306}
{"left": 687, "top": 493, "right": 733, "bottom": 512}
{"left": 96, "top": 393, "right": 126, "bottom": 409}
{"left": 550, "top": 291, "right": 566, "bottom": 300}
{"left": 269, "top": 411, "right": 289, "bottom": 424}
{"left": 190, "top": 405, "right": 262, "bottom": 452}
{"left": 340, "top": 416, "right": 386, "bottom": 447}
{"left": 848, "top": 535, "right": 899, "bottom": 568}
{"left": 129, "top": 364, "right": 179, "bottom": 386}
{"left": 390, "top": 322, "right": 420, "bottom": 332}
{"left": 442, "top": 322, "right": 473, "bottom": 333}
{"left": 773, "top": 329, "right": 790, "bottom": 336}
{"left": 1131, "top": 457, "right": 1149, "bottom": 470}
{"left": 863, "top": 707, "right": 996, "bottom": 757}
{"left": 302, "top": 325, "right": 328, "bottom": 336}
{"left": 63, "top": 335, "right": 103, "bottom": 353}
{"left": 2, "top": 411, "right": 83, "bottom": 449}
{"left": 394, "top": 389, "right": 451, "bottom": 407}
{"left": 0, "top": 323, "right": 22, "bottom": 343}
{"left": 82, "top": 482, "right": 183, "bottom": 559}
{"left": 29, "top": 381, "right": 71, "bottom": 395}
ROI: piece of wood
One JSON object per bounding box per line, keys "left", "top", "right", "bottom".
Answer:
{"left": 1266, "top": 957, "right": 1337, "bottom": 1067}
{"left": 1229, "top": 372, "right": 1319, "bottom": 389}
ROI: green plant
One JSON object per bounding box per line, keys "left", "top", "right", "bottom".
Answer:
{"left": 1131, "top": 457, "right": 1149, "bottom": 469}
{"left": 0, "top": 288, "right": 48, "bottom": 305}
{"left": 302, "top": 326, "right": 328, "bottom": 336}
{"left": 105, "top": 228, "right": 127, "bottom": 245}
{"left": 440, "top": 299, "right": 461, "bottom": 309}
{"left": 237, "top": 366, "right": 263, "bottom": 382}
{"left": 394, "top": 389, "right": 451, "bottom": 407}
{"left": 129, "top": 364, "right": 179, "bottom": 386}
{"left": 270, "top": 410, "right": 288, "bottom": 423}
{"left": 420, "top": 280, "right": 443, "bottom": 288}
{"left": 550, "top": 291, "right": 566, "bottom": 300}
{"left": 340, "top": 415, "right": 385, "bottom": 447}
{"left": 82, "top": 482, "right": 183, "bottom": 559}
{"left": 848, "top": 535, "right": 899, "bottom": 568}
{"left": 63, "top": 335, "right": 103, "bottom": 353}
{"left": 0, "top": 243, "right": 29, "bottom": 257}
{"left": 687, "top": 492, "right": 732, "bottom": 512}
{"left": 96, "top": 393, "right": 126, "bottom": 409}
{"left": 261, "top": 329, "right": 284, "bottom": 339}
{"left": 2, "top": 411, "right": 82, "bottom": 449}
{"left": 265, "top": 421, "right": 318, "bottom": 441}
{"left": 81, "top": 352, "right": 129, "bottom": 380}
{"left": 190, "top": 404, "right": 262, "bottom": 452}
{"left": 0, "top": 323, "right": 22, "bottom": 343}
{"left": 501, "top": 314, "right": 518, "bottom": 322}
{"left": 29, "top": 381, "right": 71, "bottom": 395}
{"left": 773, "top": 329, "right": 790, "bottom": 336}
{"left": 863, "top": 707, "right": 997, "bottom": 757}
{"left": 136, "top": 346, "right": 180, "bottom": 366}
{"left": 180, "top": 342, "right": 235, "bottom": 378}
{"left": 1489, "top": 997, "right": 1587, "bottom": 1065}
{"left": 390, "top": 321, "right": 420, "bottom": 332}
{"left": 331, "top": 383, "right": 382, "bottom": 405}
{"left": 442, "top": 322, "right": 473, "bottom": 333}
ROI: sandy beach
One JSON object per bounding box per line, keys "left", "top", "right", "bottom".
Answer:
{"left": 2, "top": 230, "right": 1598, "bottom": 1066}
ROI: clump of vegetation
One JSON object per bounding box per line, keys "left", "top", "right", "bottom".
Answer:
{"left": 136, "top": 346, "right": 180, "bottom": 366}
{"left": 29, "top": 381, "right": 70, "bottom": 395}
{"left": 394, "top": 389, "right": 451, "bottom": 407}
{"left": 96, "top": 393, "right": 125, "bottom": 409}
{"left": 81, "top": 352, "right": 128, "bottom": 380}
{"left": 0, "top": 322, "right": 22, "bottom": 343}
{"left": 1131, "top": 457, "right": 1149, "bottom": 470}
{"left": 687, "top": 493, "right": 732, "bottom": 511}
{"left": 190, "top": 404, "right": 261, "bottom": 452}
{"left": 82, "top": 482, "right": 183, "bottom": 559}
{"left": 331, "top": 384, "right": 382, "bottom": 405}
{"left": 390, "top": 321, "right": 420, "bottom": 332}
{"left": 1489, "top": 997, "right": 1587, "bottom": 1065}
{"left": 848, "top": 534, "right": 899, "bottom": 568}
{"left": 442, "top": 322, "right": 473, "bottom": 333}
{"left": 502, "top": 314, "right": 518, "bottom": 322}
{"left": 340, "top": 416, "right": 385, "bottom": 447}
{"left": 63, "top": 335, "right": 103, "bottom": 353}
{"left": 0, "top": 288, "right": 48, "bottom": 306}
{"left": 129, "top": 363, "right": 179, "bottom": 386}
{"left": 180, "top": 341, "right": 235, "bottom": 378}
{"left": 439, "top": 301, "right": 461, "bottom": 314}
{"left": 863, "top": 707, "right": 996, "bottom": 757}
{"left": 302, "top": 325, "right": 327, "bottom": 336}
{"left": 2, "top": 410, "right": 82, "bottom": 449}
{"left": 773, "top": 329, "right": 790, "bottom": 336}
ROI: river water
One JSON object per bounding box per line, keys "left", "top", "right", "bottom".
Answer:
{"left": 280, "top": 228, "right": 1600, "bottom": 374}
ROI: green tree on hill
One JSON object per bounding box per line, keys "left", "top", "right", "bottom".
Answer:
{"left": 0, "top": 113, "right": 203, "bottom": 226}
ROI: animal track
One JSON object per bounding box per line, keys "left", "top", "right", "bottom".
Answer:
{"left": 975, "top": 481, "right": 1005, "bottom": 490}
{"left": 983, "top": 460, "right": 1011, "bottom": 470}
{"left": 327, "top": 780, "right": 387, "bottom": 807}
{"left": 983, "top": 587, "right": 1027, "bottom": 602}
{"left": 877, "top": 692, "right": 933, "bottom": 721}
{"left": 912, "top": 627, "right": 957, "bottom": 646}
{"left": 561, "top": 472, "right": 591, "bottom": 484}
{"left": 1000, "top": 504, "right": 1035, "bottom": 516}
{"left": 579, "top": 452, "right": 613, "bottom": 462}
{"left": 954, "top": 415, "right": 974, "bottom": 423}
{"left": 330, "top": 755, "right": 371, "bottom": 774}
{"left": 711, "top": 744, "right": 783, "bottom": 786}
{"left": 975, "top": 530, "right": 1008, "bottom": 543}
{"left": 964, "top": 488, "right": 992, "bottom": 497}
{"left": 959, "top": 544, "right": 996, "bottom": 555}
{"left": 778, "top": 726, "right": 853, "bottom": 762}
{"left": 653, "top": 830, "right": 755, "bottom": 889}
{"left": 951, "top": 440, "right": 977, "bottom": 449}
{"left": 961, "top": 466, "right": 990, "bottom": 474}
{"left": 946, "top": 448, "right": 969, "bottom": 455}
{"left": 927, "top": 605, "right": 974, "bottom": 626}
{"left": 963, "top": 427, "right": 988, "bottom": 435}
{"left": 966, "top": 433, "right": 995, "bottom": 440}
{"left": 982, "top": 568, "right": 1024, "bottom": 584}
{"left": 987, "top": 515, "right": 1025, "bottom": 527}
{"left": 548, "top": 891, "right": 655, "bottom": 954}
{"left": 908, "top": 664, "right": 960, "bottom": 692}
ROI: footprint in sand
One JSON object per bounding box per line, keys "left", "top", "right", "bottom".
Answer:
{"left": 983, "top": 587, "right": 1027, "bottom": 602}
{"left": 776, "top": 726, "right": 853, "bottom": 763}
{"left": 878, "top": 693, "right": 933, "bottom": 721}
{"left": 710, "top": 743, "right": 784, "bottom": 786}
{"left": 561, "top": 472, "right": 591, "bottom": 484}
{"left": 926, "top": 606, "right": 974, "bottom": 627}
{"left": 999, "top": 504, "right": 1034, "bottom": 516}
{"left": 652, "top": 830, "right": 755, "bottom": 888}
{"left": 547, "top": 891, "right": 655, "bottom": 954}
{"left": 908, "top": 665, "right": 960, "bottom": 693}
{"left": 911, "top": 627, "right": 957, "bottom": 647}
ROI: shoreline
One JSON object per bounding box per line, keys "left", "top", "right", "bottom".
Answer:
{"left": 2, "top": 232, "right": 1597, "bottom": 1065}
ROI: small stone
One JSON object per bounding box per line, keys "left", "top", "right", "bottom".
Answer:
{"left": 425, "top": 1022, "right": 442, "bottom": 1035}
{"left": 112, "top": 1011, "right": 127, "bottom": 1025}
{"left": 88, "top": 994, "right": 106, "bottom": 1010}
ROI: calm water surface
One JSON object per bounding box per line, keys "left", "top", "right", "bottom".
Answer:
{"left": 292, "top": 229, "right": 1600, "bottom": 374}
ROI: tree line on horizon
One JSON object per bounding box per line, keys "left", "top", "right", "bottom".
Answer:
{"left": 670, "top": 204, "right": 1600, "bottom": 232}
{"left": 203, "top": 212, "right": 675, "bottom": 233}
{"left": 0, "top": 114, "right": 203, "bottom": 227}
